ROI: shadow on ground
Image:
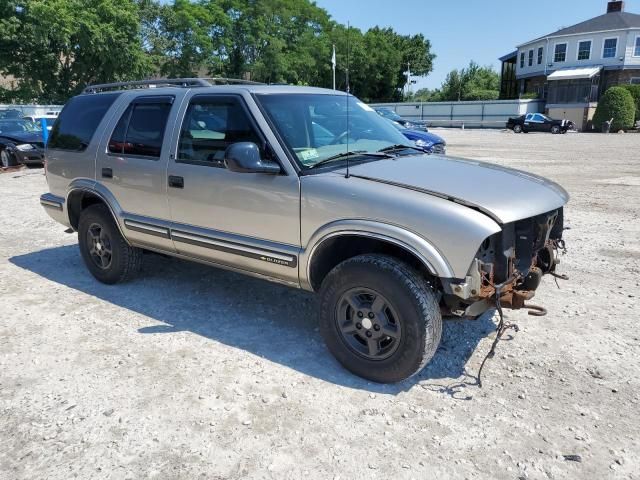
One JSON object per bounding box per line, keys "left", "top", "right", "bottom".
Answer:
{"left": 11, "top": 245, "right": 498, "bottom": 395}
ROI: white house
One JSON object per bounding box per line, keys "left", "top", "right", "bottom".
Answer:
{"left": 500, "top": 0, "right": 640, "bottom": 129}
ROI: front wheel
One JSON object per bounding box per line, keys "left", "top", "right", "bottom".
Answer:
{"left": 319, "top": 254, "right": 442, "bottom": 383}
{"left": 513, "top": 124, "right": 523, "bottom": 134}
{"left": 551, "top": 125, "right": 561, "bottom": 134}
{"left": 1, "top": 149, "right": 18, "bottom": 167}
{"left": 78, "top": 204, "right": 142, "bottom": 284}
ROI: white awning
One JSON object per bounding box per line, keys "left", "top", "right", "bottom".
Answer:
{"left": 547, "top": 67, "right": 602, "bottom": 81}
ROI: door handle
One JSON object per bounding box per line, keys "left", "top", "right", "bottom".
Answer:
{"left": 101, "top": 168, "right": 113, "bottom": 179}
{"left": 168, "top": 175, "right": 184, "bottom": 188}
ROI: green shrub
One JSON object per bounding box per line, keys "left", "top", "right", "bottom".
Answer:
{"left": 520, "top": 92, "right": 540, "bottom": 99}
{"left": 619, "top": 84, "right": 640, "bottom": 123}
{"left": 464, "top": 89, "right": 499, "bottom": 101}
{"left": 593, "top": 87, "right": 636, "bottom": 131}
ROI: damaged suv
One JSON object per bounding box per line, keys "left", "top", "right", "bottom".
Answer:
{"left": 41, "top": 79, "right": 568, "bottom": 383}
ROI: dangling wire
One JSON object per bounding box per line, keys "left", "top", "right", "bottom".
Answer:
{"left": 476, "top": 286, "right": 519, "bottom": 388}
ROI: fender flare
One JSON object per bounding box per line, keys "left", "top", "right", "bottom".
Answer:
{"left": 66, "top": 179, "right": 130, "bottom": 244}
{"left": 300, "top": 219, "right": 455, "bottom": 290}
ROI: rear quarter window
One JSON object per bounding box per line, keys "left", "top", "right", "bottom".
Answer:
{"left": 48, "top": 93, "right": 121, "bottom": 151}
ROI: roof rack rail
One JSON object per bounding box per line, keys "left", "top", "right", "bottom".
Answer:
{"left": 83, "top": 77, "right": 263, "bottom": 94}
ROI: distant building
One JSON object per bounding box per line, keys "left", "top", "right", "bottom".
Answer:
{"left": 500, "top": 0, "right": 640, "bottom": 129}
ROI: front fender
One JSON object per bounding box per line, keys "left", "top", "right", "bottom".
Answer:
{"left": 299, "top": 219, "right": 455, "bottom": 291}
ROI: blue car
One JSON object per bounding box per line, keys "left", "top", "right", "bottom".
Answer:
{"left": 374, "top": 106, "right": 428, "bottom": 130}
{"left": 389, "top": 120, "right": 446, "bottom": 155}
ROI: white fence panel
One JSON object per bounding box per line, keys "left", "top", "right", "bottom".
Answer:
{"left": 371, "top": 99, "right": 545, "bottom": 128}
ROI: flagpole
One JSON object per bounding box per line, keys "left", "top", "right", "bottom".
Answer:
{"left": 332, "top": 44, "right": 336, "bottom": 90}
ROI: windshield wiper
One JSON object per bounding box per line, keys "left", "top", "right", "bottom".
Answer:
{"left": 377, "top": 144, "right": 424, "bottom": 154}
{"left": 309, "top": 150, "right": 394, "bottom": 169}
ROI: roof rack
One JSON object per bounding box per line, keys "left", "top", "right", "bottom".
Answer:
{"left": 83, "top": 77, "right": 264, "bottom": 94}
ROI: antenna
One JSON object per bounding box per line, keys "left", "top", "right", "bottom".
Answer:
{"left": 345, "top": 21, "right": 351, "bottom": 179}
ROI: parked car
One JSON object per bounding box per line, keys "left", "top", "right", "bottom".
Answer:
{"left": 389, "top": 120, "right": 446, "bottom": 154}
{"left": 0, "top": 119, "right": 45, "bottom": 167}
{"left": 374, "top": 106, "right": 427, "bottom": 130}
{"left": 22, "top": 114, "right": 59, "bottom": 131}
{"left": 0, "top": 108, "right": 22, "bottom": 119}
{"left": 507, "top": 113, "right": 574, "bottom": 134}
{"left": 41, "top": 79, "right": 568, "bottom": 383}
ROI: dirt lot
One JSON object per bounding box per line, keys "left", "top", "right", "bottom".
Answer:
{"left": 1, "top": 130, "right": 639, "bottom": 480}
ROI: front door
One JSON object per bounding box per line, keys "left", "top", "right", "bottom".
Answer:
{"left": 166, "top": 93, "right": 300, "bottom": 285}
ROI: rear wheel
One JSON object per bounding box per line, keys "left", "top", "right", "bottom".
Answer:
{"left": 319, "top": 254, "right": 442, "bottom": 383}
{"left": 513, "top": 124, "right": 523, "bottom": 134}
{"left": 78, "top": 204, "right": 142, "bottom": 284}
{"left": 0, "top": 149, "right": 18, "bottom": 167}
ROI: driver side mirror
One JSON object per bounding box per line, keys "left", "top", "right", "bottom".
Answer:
{"left": 224, "top": 142, "right": 281, "bottom": 174}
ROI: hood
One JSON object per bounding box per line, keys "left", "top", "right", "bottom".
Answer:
{"left": 402, "top": 129, "right": 445, "bottom": 145}
{"left": 1, "top": 131, "right": 44, "bottom": 146}
{"left": 338, "top": 155, "right": 569, "bottom": 224}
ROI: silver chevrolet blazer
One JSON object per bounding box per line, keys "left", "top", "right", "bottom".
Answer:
{"left": 41, "top": 78, "right": 568, "bottom": 383}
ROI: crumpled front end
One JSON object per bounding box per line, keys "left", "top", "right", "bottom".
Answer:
{"left": 443, "top": 207, "right": 566, "bottom": 317}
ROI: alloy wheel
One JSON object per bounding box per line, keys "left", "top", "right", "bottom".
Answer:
{"left": 335, "top": 287, "right": 402, "bottom": 360}
{"left": 86, "top": 222, "right": 113, "bottom": 270}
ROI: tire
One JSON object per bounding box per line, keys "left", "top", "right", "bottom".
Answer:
{"left": 0, "top": 149, "right": 18, "bottom": 167}
{"left": 551, "top": 125, "right": 561, "bottom": 134}
{"left": 513, "top": 124, "right": 523, "bottom": 134}
{"left": 318, "top": 254, "right": 442, "bottom": 383}
{"left": 78, "top": 204, "right": 142, "bottom": 284}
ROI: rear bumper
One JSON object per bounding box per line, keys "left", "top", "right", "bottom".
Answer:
{"left": 40, "top": 193, "right": 70, "bottom": 227}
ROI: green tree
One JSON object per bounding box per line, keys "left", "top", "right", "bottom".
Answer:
{"left": 410, "top": 88, "right": 442, "bottom": 102}
{"left": 438, "top": 61, "right": 499, "bottom": 101}
{"left": 593, "top": 86, "right": 636, "bottom": 131}
{"left": 0, "top": 0, "right": 152, "bottom": 103}
{"left": 155, "top": 0, "right": 229, "bottom": 77}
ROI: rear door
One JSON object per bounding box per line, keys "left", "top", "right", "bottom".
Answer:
{"left": 165, "top": 92, "right": 300, "bottom": 285}
{"left": 95, "top": 93, "right": 181, "bottom": 251}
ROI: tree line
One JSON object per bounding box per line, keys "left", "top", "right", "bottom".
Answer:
{"left": 411, "top": 61, "right": 500, "bottom": 102}
{"left": 0, "top": 0, "right": 436, "bottom": 104}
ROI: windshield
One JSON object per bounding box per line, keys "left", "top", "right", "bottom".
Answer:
{"left": 256, "top": 94, "right": 411, "bottom": 169}
{"left": 375, "top": 108, "right": 402, "bottom": 121}
{"left": 0, "top": 119, "right": 42, "bottom": 134}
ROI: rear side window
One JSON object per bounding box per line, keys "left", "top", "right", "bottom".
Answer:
{"left": 48, "top": 93, "right": 120, "bottom": 151}
{"left": 108, "top": 96, "right": 173, "bottom": 158}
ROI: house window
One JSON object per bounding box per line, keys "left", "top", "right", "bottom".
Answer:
{"left": 577, "top": 40, "right": 591, "bottom": 60}
{"left": 631, "top": 78, "right": 640, "bottom": 85}
{"left": 528, "top": 50, "right": 534, "bottom": 67}
{"left": 538, "top": 47, "right": 544, "bottom": 64}
{"left": 520, "top": 52, "right": 525, "bottom": 68}
{"left": 554, "top": 43, "right": 567, "bottom": 62}
{"left": 634, "top": 36, "right": 640, "bottom": 57}
{"left": 603, "top": 38, "right": 617, "bottom": 58}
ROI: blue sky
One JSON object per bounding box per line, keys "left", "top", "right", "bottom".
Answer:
{"left": 315, "top": 0, "right": 640, "bottom": 90}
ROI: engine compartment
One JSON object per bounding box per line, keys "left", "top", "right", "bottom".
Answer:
{"left": 443, "top": 207, "right": 566, "bottom": 317}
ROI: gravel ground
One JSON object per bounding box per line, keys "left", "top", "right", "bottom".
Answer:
{"left": 1, "top": 129, "right": 639, "bottom": 480}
